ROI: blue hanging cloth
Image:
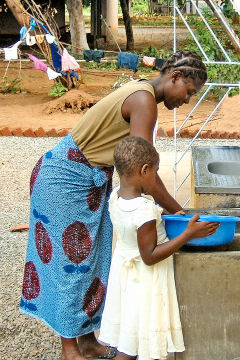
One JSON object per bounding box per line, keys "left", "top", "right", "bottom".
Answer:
{"left": 83, "top": 50, "right": 105, "bottom": 63}
{"left": 154, "top": 58, "right": 165, "bottom": 70}
{"left": 50, "top": 43, "right": 62, "bottom": 72}
{"left": 117, "top": 52, "right": 139, "bottom": 73}
{"left": 61, "top": 70, "right": 79, "bottom": 80}
{"left": 30, "top": 17, "right": 49, "bottom": 34}
{"left": 29, "top": 17, "right": 61, "bottom": 71}
{"left": 30, "top": 20, "right": 37, "bottom": 31}
{"left": 20, "top": 26, "right": 28, "bottom": 42}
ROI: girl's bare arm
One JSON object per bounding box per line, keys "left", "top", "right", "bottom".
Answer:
{"left": 137, "top": 215, "right": 219, "bottom": 266}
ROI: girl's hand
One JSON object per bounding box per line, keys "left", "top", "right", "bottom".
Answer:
{"left": 185, "top": 214, "right": 220, "bottom": 240}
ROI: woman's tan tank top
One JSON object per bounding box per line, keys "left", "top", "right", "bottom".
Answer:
{"left": 72, "top": 80, "right": 155, "bottom": 168}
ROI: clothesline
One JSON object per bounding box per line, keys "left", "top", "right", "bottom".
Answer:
{"left": 1, "top": 17, "right": 165, "bottom": 80}
{"left": 1, "top": 40, "right": 165, "bottom": 73}
{"left": 1, "top": 20, "right": 82, "bottom": 82}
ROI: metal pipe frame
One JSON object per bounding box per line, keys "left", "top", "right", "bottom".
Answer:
{"left": 204, "top": 61, "right": 240, "bottom": 65}
{"left": 175, "top": 6, "right": 210, "bottom": 61}
{"left": 176, "top": 85, "right": 213, "bottom": 135}
{"left": 176, "top": 87, "right": 231, "bottom": 166}
{"left": 207, "top": 0, "right": 240, "bottom": 49}
{"left": 173, "top": 0, "right": 177, "bottom": 199}
{"left": 173, "top": 0, "right": 240, "bottom": 205}
{"left": 190, "top": 0, "right": 232, "bottom": 61}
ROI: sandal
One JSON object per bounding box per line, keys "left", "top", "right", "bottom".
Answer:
{"left": 86, "top": 346, "right": 117, "bottom": 359}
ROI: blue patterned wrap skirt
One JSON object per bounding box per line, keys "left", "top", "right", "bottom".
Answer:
{"left": 20, "top": 133, "right": 113, "bottom": 338}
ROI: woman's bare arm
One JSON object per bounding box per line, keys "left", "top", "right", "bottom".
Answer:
{"left": 122, "top": 91, "right": 182, "bottom": 213}
{"left": 122, "top": 90, "right": 157, "bottom": 143}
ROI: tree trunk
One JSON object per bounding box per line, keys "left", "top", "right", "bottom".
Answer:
{"left": 66, "top": 0, "right": 89, "bottom": 54}
{"left": 120, "top": 0, "right": 134, "bottom": 51}
{"left": 5, "top": 0, "right": 29, "bottom": 27}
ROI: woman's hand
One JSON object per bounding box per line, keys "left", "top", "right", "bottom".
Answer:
{"left": 162, "top": 209, "right": 185, "bottom": 215}
{"left": 175, "top": 210, "right": 185, "bottom": 215}
{"left": 185, "top": 214, "right": 220, "bottom": 240}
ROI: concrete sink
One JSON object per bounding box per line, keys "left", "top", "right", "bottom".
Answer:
{"left": 192, "top": 146, "right": 240, "bottom": 194}
{"left": 208, "top": 161, "right": 240, "bottom": 176}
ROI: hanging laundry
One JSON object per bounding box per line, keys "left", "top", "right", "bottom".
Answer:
{"left": 28, "top": 54, "right": 48, "bottom": 72}
{"left": 83, "top": 49, "right": 104, "bottom": 63}
{"left": 61, "top": 70, "right": 79, "bottom": 80}
{"left": 61, "top": 48, "right": 80, "bottom": 72}
{"left": 118, "top": 52, "right": 139, "bottom": 73}
{"left": 20, "top": 26, "right": 28, "bottom": 41}
{"left": 4, "top": 47, "right": 18, "bottom": 61}
{"left": 50, "top": 43, "right": 62, "bottom": 72}
{"left": 71, "top": 71, "right": 79, "bottom": 80}
{"left": 46, "top": 34, "right": 56, "bottom": 44}
{"left": 4, "top": 40, "right": 22, "bottom": 61}
{"left": 30, "top": 20, "right": 37, "bottom": 31}
{"left": 143, "top": 56, "right": 156, "bottom": 67}
{"left": 26, "top": 34, "right": 36, "bottom": 46}
{"left": 30, "top": 17, "right": 49, "bottom": 34}
{"left": 154, "top": 58, "right": 165, "bottom": 70}
{"left": 36, "top": 34, "right": 45, "bottom": 44}
{"left": 47, "top": 67, "right": 62, "bottom": 80}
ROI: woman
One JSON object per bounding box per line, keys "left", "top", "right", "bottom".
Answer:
{"left": 20, "top": 50, "right": 207, "bottom": 360}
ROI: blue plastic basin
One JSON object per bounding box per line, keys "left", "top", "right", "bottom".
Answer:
{"left": 161, "top": 214, "right": 240, "bottom": 246}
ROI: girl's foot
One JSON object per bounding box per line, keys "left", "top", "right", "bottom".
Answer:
{"left": 78, "top": 332, "right": 116, "bottom": 359}
{"left": 60, "top": 337, "right": 86, "bottom": 360}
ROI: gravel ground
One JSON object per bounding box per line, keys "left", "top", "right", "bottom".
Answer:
{"left": 0, "top": 136, "right": 239, "bottom": 360}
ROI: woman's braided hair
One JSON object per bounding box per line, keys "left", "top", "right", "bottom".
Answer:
{"left": 161, "top": 50, "right": 207, "bottom": 83}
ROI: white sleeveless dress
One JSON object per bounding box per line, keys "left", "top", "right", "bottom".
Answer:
{"left": 99, "top": 188, "right": 185, "bottom": 360}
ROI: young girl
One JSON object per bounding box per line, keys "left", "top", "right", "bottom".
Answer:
{"left": 99, "top": 136, "right": 219, "bottom": 360}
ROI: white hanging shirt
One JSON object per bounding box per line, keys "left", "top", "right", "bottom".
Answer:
{"left": 47, "top": 67, "right": 62, "bottom": 80}
{"left": 4, "top": 40, "right": 22, "bottom": 60}
{"left": 26, "top": 34, "right": 36, "bottom": 46}
{"left": 45, "top": 34, "right": 56, "bottom": 44}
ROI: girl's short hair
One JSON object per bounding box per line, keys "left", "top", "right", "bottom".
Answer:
{"left": 114, "top": 136, "right": 159, "bottom": 177}
{"left": 161, "top": 50, "right": 207, "bottom": 83}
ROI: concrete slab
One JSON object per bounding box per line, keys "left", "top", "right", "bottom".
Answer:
{"left": 159, "top": 151, "right": 191, "bottom": 207}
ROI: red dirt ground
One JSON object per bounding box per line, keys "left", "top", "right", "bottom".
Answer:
{"left": 0, "top": 61, "right": 239, "bottom": 136}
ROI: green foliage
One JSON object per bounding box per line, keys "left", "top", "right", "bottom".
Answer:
{"left": 83, "top": 61, "right": 118, "bottom": 71}
{"left": 130, "top": 0, "right": 149, "bottom": 15}
{"left": 48, "top": 82, "right": 68, "bottom": 97}
{"left": 222, "top": 0, "right": 235, "bottom": 19}
{"left": 82, "top": 0, "right": 91, "bottom": 6}
{"left": 183, "top": 8, "right": 239, "bottom": 61}
{"left": 138, "top": 74, "right": 150, "bottom": 79}
{"left": 112, "top": 73, "right": 134, "bottom": 90}
{"left": 0, "top": 77, "right": 24, "bottom": 94}
{"left": 138, "top": 65, "right": 154, "bottom": 73}
{"left": 139, "top": 45, "right": 171, "bottom": 59}
{"left": 183, "top": 20, "right": 225, "bottom": 60}
{"left": 119, "top": 14, "right": 183, "bottom": 26}
{"left": 179, "top": 10, "right": 240, "bottom": 99}
{"left": 142, "top": 44, "right": 159, "bottom": 57}
{"left": 206, "top": 63, "right": 239, "bottom": 98}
